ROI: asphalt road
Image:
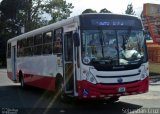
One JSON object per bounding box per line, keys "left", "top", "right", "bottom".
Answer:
{"left": 0, "top": 69, "right": 160, "bottom": 114}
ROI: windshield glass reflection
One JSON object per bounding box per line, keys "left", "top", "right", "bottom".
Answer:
{"left": 82, "top": 30, "right": 146, "bottom": 65}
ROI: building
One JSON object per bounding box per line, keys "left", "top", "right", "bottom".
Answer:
{"left": 141, "top": 3, "right": 160, "bottom": 63}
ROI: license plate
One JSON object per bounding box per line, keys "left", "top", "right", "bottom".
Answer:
{"left": 118, "top": 87, "right": 126, "bottom": 92}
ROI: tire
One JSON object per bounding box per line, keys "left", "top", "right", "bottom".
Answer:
{"left": 107, "top": 96, "right": 120, "bottom": 103}
{"left": 55, "top": 77, "right": 64, "bottom": 100}
{"left": 20, "top": 75, "right": 25, "bottom": 89}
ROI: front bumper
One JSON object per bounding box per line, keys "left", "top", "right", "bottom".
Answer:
{"left": 77, "top": 77, "right": 149, "bottom": 99}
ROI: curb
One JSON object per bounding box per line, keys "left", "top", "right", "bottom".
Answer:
{"left": 149, "top": 76, "right": 160, "bottom": 85}
{"left": 149, "top": 76, "right": 160, "bottom": 80}
{"left": 150, "top": 83, "right": 160, "bottom": 85}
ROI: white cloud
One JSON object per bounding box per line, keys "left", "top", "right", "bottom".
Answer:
{"left": 66, "top": 0, "right": 160, "bottom": 17}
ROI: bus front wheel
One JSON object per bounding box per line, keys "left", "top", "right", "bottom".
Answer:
{"left": 107, "top": 96, "right": 120, "bottom": 103}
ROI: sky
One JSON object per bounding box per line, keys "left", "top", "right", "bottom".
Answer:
{"left": 66, "top": 0, "right": 160, "bottom": 17}
{"left": 0, "top": 0, "right": 159, "bottom": 18}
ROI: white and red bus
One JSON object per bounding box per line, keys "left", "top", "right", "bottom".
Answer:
{"left": 7, "top": 14, "right": 149, "bottom": 101}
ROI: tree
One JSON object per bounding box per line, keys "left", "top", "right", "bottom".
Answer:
{"left": 0, "top": 0, "right": 24, "bottom": 35}
{"left": 23, "top": 0, "right": 46, "bottom": 32}
{"left": 99, "top": 8, "right": 111, "bottom": 13}
{"left": 44, "top": 0, "right": 74, "bottom": 23}
{"left": 0, "top": 0, "right": 74, "bottom": 67}
{"left": 0, "top": 0, "right": 44, "bottom": 34}
{"left": 82, "top": 9, "right": 97, "bottom": 14}
{"left": 125, "top": 3, "right": 135, "bottom": 15}
{"left": 0, "top": 0, "right": 25, "bottom": 66}
{"left": 0, "top": 0, "right": 74, "bottom": 32}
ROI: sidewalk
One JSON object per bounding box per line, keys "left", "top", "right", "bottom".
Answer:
{"left": 149, "top": 75, "right": 160, "bottom": 85}
{"left": 0, "top": 69, "right": 7, "bottom": 73}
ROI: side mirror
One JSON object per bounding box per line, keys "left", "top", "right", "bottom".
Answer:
{"left": 73, "top": 32, "right": 80, "bottom": 47}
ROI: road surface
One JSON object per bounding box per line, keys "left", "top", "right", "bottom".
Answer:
{"left": 0, "top": 69, "right": 160, "bottom": 114}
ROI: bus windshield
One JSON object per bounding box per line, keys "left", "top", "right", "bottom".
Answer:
{"left": 82, "top": 29, "right": 146, "bottom": 66}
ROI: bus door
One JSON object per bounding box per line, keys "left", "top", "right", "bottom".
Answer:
{"left": 63, "top": 23, "right": 79, "bottom": 96}
{"left": 11, "top": 42, "right": 17, "bottom": 81}
{"left": 63, "top": 31, "right": 74, "bottom": 94}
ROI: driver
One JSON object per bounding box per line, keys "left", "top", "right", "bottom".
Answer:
{"left": 88, "top": 35, "right": 100, "bottom": 56}
{"left": 104, "top": 39, "right": 118, "bottom": 59}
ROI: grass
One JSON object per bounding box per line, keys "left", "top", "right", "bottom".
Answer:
{"left": 150, "top": 72, "right": 160, "bottom": 76}
{"left": 149, "top": 63, "right": 160, "bottom": 76}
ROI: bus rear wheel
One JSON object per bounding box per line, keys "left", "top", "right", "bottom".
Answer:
{"left": 55, "top": 76, "right": 64, "bottom": 100}
{"left": 19, "top": 73, "right": 25, "bottom": 89}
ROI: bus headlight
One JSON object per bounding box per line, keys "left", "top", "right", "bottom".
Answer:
{"left": 141, "top": 72, "right": 146, "bottom": 80}
{"left": 82, "top": 70, "right": 97, "bottom": 84}
{"left": 140, "top": 67, "right": 149, "bottom": 80}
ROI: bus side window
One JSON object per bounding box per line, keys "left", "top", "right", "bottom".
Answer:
{"left": 7, "top": 43, "right": 11, "bottom": 58}
{"left": 22, "top": 38, "right": 27, "bottom": 47}
{"left": 53, "top": 28, "right": 62, "bottom": 54}
{"left": 34, "top": 34, "right": 43, "bottom": 55}
{"left": 27, "top": 37, "right": 34, "bottom": 46}
{"left": 27, "top": 37, "right": 34, "bottom": 56}
{"left": 17, "top": 40, "right": 21, "bottom": 57}
{"left": 19, "top": 39, "right": 26, "bottom": 57}
{"left": 43, "top": 31, "right": 53, "bottom": 55}
{"left": 17, "top": 41, "right": 21, "bottom": 57}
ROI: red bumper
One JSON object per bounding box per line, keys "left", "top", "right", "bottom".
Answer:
{"left": 77, "top": 77, "right": 149, "bottom": 99}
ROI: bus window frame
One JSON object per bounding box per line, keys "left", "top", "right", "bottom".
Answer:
{"left": 42, "top": 31, "right": 53, "bottom": 55}
{"left": 7, "top": 43, "right": 11, "bottom": 58}
{"left": 34, "top": 34, "right": 43, "bottom": 56}
{"left": 53, "top": 28, "right": 63, "bottom": 54}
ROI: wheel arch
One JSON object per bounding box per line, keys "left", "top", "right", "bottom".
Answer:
{"left": 55, "top": 73, "right": 63, "bottom": 90}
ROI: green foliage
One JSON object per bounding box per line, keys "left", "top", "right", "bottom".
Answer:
{"left": 99, "top": 8, "right": 111, "bottom": 13}
{"left": 44, "top": 0, "right": 74, "bottom": 23}
{"left": 24, "top": 0, "right": 45, "bottom": 32}
{"left": 0, "top": 0, "right": 73, "bottom": 66}
{"left": 0, "top": 0, "right": 24, "bottom": 49}
{"left": 82, "top": 8, "right": 112, "bottom": 14}
{"left": 0, "top": 0, "right": 74, "bottom": 34}
{"left": 0, "top": 0, "right": 25, "bottom": 65}
{"left": 125, "top": 3, "right": 135, "bottom": 15}
{"left": 0, "top": 0, "right": 43, "bottom": 34}
{"left": 82, "top": 9, "right": 97, "bottom": 14}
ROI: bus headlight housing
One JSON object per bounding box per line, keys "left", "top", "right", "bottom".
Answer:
{"left": 141, "top": 72, "right": 147, "bottom": 80}
{"left": 140, "top": 67, "right": 149, "bottom": 80}
{"left": 82, "top": 70, "right": 97, "bottom": 84}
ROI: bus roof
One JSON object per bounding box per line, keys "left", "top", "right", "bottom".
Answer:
{"left": 8, "top": 16, "right": 78, "bottom": 43}
{"left": 8, "top": 13, "right": 141, "bottom": 43}
{"left": 81, "top": 13, "right": 140, "bottom": 19}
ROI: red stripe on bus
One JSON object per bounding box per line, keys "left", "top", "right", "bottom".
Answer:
{"left": 24, "top": 73, "right": 56, "bottom": 91}
{"left": 77, "top": 77, "right": 149, "bottom": 99}
{"left": 7, "top": 72, "right": 56, "bottom": 91}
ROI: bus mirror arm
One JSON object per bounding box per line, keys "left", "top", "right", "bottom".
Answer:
{"left": 73, "top": 32, "right": 80, "bottom": 47}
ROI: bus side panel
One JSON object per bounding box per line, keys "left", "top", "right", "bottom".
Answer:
{"left": 24, "top": 74, "right": 56, "bottom": 91}
{"left": 7, "top": 58, "right": 13, "bottom": 81}
{"left": 17, "top": 55, "right": 60, "bottom": 91}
